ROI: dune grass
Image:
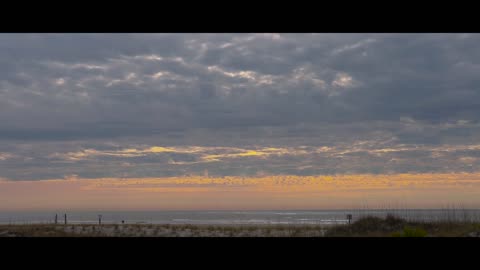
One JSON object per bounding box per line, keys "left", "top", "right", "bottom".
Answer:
{"left": 0, "top": 223, "right": 328, "bottom": 237}
{"left": 2, "top": 217, "right": 479, "bottom": 237}
{"left": 2, "top": 208, "right": 480, "bottom": 237}
{"left": 324, "top": 214, "right": 480, "bottom": 237}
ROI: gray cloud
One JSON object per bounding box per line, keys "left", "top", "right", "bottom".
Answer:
{"left": 1, "top": 33, "right": 480, "bottom": 179}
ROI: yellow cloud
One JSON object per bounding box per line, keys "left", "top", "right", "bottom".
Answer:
{"left": 145, "top": 146, "right": 177, "bottom": 153}
{"left": 201, "top": 148, "right": 294, "bottom": 162}
{"left": 121, "top": 148, "right": 140, "bottom": 153}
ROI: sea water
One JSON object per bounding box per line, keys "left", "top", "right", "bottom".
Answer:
{"left": 2, "top": 209, "right": 480, "bottom": 225}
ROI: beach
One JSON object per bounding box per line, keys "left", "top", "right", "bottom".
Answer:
{"left": 2, "top": 213, "right": 480, "bottom": 237}
{"left": 0, "top": 223, "right": 331, "bottom": 237}
{"left": 2, "top": 209, "right": 480, "bottom": 237}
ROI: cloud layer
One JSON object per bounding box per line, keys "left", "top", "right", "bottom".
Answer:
{"left": 2, "top": 34, "right": 480, "bottom": 179}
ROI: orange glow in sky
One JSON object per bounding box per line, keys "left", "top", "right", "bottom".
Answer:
{"left": 1, "top": 173, "right": 480, "bottom": 211}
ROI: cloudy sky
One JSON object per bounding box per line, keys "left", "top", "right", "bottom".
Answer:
{"left": 2, "top": 33, "right": 480, "bottom": 209}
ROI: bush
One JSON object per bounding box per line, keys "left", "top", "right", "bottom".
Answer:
{"left": 385, "top": 214, "right": 405, "bottom": 227}
{"left": 391, "top": 232, "right": 403, "bottom": 237}
{"left": 392, "top": 226, "right": 427, "bottom": 237}
{"left": 350, "top": 216, "right": 384, "bottom": 233}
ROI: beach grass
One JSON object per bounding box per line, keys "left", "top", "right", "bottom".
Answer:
{"left": 324, "top": 214, "right": 480, "bottom": 237}
{"left": 2, "top": 208, "right": 480, "bottom": 237}
{"left": 1, "top": 218, "right": 479, "bottom": 237}
{"left": 0, "top": 223, "right": 328, "bottom": 237}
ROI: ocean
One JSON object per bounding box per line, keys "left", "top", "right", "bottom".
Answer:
{"left": 2, "top": 209, "right": 480, "bottom": 225}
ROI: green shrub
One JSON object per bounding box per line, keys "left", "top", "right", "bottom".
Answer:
{"left": 392, "top": 226, "right": 427, "bottom": 237}
{"left": 391, "top": 232, "right": 403, "bottom": 237}
{"left": 385, "top": 214, "right": 405, "bottom": 227}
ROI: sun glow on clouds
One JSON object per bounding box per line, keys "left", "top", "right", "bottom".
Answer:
{"left": 0, "top": 152, "right": 14, "bottom": 160}
{"left": 50, "top": 146, "right": 296, "bottom": 162}
{"left": 48, "top": 143, "right": 480, "bottom": 164}
{"left": 2, "top": 173, "right": 480, "bottom": 210}
{"left": 202, "top": 148, "right": 289, "bottom": 162}
{"left": 332, "top": 73, "right": 355, "bottom": 88}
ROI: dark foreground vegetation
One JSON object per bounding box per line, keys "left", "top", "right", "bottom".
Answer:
{"left": 325, "top": 215, "right": 480, "bottom": 237}
{"left": 0, "top": 223, "right": 327, "bottom": 237}
{"left": 1, "top": 215, "right": 480, "bottom": 237}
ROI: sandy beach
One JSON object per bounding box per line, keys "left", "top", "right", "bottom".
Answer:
{"left": 0, "top": 223, "right": 331, "bottom": 237}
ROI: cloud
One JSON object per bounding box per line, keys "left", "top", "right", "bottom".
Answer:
{"left": 2, "top": 34, "right": 480, "bottom": 178}
{"left": 48, "top": 145, "right": 296, "bottom": 163}
{"left": 4, "top": 138, "right": 480, "bottom": 180}
{"left": 332, "top": 72, "right": 354, "bottom": 88}
{"left": 0, "top": 152, "right": 14, "bottom": 160}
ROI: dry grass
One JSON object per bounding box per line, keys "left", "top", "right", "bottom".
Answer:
{"left": 1, "top": 219, "right": 479, "bottom": 237}
{"left": 0, "top": 223, "right": 328, "bottom": 237}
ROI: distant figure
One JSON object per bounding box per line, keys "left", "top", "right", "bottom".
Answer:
{"left": 347, "top": 214, "right": 353, "bottom": 225}
{"left": 55, "top": 214, "right": 58, "bottom": 224}
{"left": 122, "top": 220, "right": 125, "bottom": 224}
{"left": 64, "top": 213, "right": 67, "bottom": 225}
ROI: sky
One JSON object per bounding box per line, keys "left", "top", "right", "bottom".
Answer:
{"left": 2, "top": 33, "right": 480, "bottom": 210}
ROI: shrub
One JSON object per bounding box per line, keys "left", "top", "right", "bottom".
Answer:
{"left": 385, "top": 214, "right": 405, "bottom": 227}
{"left": 391, "top": 232, "right": 403, "bottom": 237}
{"left": 392, "top": 226, "right": 428, "bottom": 237}
{"left": 349, "top": 216, "right": 384, "bottom": 233}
